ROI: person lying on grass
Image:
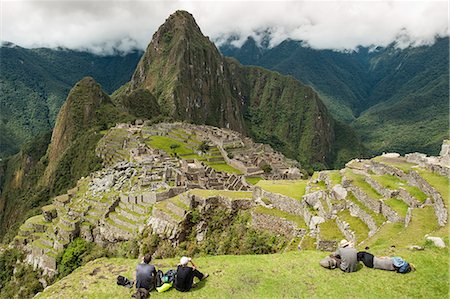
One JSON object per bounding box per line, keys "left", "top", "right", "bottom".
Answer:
{"left": 174, "top": 256, "right": 209, "bottom": 292}
{"left": 357, "top": 251, "right": 415, "bottom": 274}
{"left": 319, "top": 239, "right": 358, "bottom": 273}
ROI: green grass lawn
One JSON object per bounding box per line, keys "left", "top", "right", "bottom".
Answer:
{"left": 328, "top": 170, "right": 342, "bottom": 186}
{"left": 416, "top": 169, "right": 449, "bottom": 206}
{"left": 146, "top": 136, "right": 242, "bottom": 174}
{"left": 364, "top": 206, "right": 440, "bottom": 252}
{"left": 383, "top": 198, "right": 409, "bottom": 218}
{"left": 344, "top": 169, "right": 382, "bottom": 200}
{"left": 207, "top": 162, "right": 242, "bottom": 174}
{"left": 35, "top": 249, "right": 449, "bottom": 299}
{"left": 371, "top": 174, "right": 428, "bottom": 203}
{"left": 245, "top": 177, "right": 263, "bottom": 185}
{"left": 372, "top": 156, "right": 417, "bottom": 174}
{"left": 338, "top": 210, "right": 370, "bottom": 243}
{"left": 189, "top": 189, "right": 253, "bottom": 199}
{"left": 256, "top": 180, "right": 308, "bottom": 200}
{"left": 319, "top": 220, "right": 345, "bottom": 241}
{"left": 146, "top": 135, "right": 196, "bottom": 156}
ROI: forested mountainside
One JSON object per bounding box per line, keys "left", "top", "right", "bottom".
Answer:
{"left": 220, "top": 37, "right": 449, "bottom": 155}
{"left": 0, "top": 44, "right": 141, "bottom": 158}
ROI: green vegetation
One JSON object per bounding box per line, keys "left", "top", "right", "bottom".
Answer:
{"left": 245, "top": 176, "right": 263, "bottom": 185}
{"left": 36, "top": 246, "right": 449, "bottom": 299}
{"left": 0, "top": 248, "right": 52, "bottom": 298}
{"left": 328, "top": 170, "right": 342, "bottom": 186}
{"left": 365, "top": 206, "right": 440, "bottom": 251}
{"left": 371, "top": 173, "right": 428, "bottom": 203}
{"left": 416, "top": 169, "right": 450, "bottom": 206}
{"left": 346, "top": 192, "right": 385, "bottom": 226}
{"left": 319, "top": 220, "right": 344, "bottom": 241}
{"left": 383, "top": 198, "right": 409, "bottom": 218}
{"left": 372, "top": 156, "right": 416, "bottom": 173}
{"left": 223, "top": 36, "right": 448, "bottom": 156}
{"left": 344, "top": 169, "right": 382, "bottom": 199}
{"left": 146, "top": 135, "right": 241, "bottom": 174}
{"left": 189, "top": 189, "right": 252, "bottom": 199}
{"left": 0, "top": 45, "right": 141, "bottom": 158}
{"left": 338, "top": 210, "right": 370, "bottom": 243}
{"left": 256, "top": 180, "right": 307, "bottom": 200}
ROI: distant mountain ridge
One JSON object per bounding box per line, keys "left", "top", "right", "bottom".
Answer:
{"left": 0, "top": 45, "right": 142, "bottom": 158}
{"left": 220, "top": 37, "right": 449, "bottom": 155}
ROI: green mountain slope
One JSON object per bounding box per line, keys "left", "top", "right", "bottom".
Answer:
{"left": 0, "top": 44, "right": 141, "bottom": 158}
{"left": 0, "top": 77, "right": 134, "bottom": 242}
{"left": 116, "top": 11, "right": 364, "bottom": 169}
{"left": 220, "top": 37, "right": 449, "bottom": 155}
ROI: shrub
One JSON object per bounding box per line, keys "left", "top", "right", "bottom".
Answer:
{"left": 198, "top": 141, "right": 210, "bottom": 153}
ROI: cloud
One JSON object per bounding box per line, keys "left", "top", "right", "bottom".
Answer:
{"left": 1, "top": 0, "right": 448, "bottom": 54}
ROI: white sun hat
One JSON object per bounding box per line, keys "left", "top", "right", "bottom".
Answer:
{"left": 180, "top": 256, "right": 191, "bottom": 266}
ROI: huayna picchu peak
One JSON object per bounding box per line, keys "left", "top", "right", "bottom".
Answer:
{"left": 114, "top": 10, "right": 363, "bottom": 169}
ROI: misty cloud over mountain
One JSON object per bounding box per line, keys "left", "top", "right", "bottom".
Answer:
{"left": 2, "top": 1, "right": 448, "bottom": 54}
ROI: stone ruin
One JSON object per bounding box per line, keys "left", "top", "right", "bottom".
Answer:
{"left": 12, "top": 122, "right": 449, "bottom": 276}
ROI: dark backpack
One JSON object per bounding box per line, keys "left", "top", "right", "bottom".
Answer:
{"left": 117, "top": 275, "right": 134, "bottom": 288}
{"left": 163, "top": 269, "right": 177, "bottom": 283}
{"left": 155, "top": 270, "right": 164, "bottom": 287}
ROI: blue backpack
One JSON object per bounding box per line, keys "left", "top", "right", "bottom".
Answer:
{"left": 392, "top": 257, "right": 411, "bottom": 274}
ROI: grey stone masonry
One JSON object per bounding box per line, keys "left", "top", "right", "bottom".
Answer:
{"left": 253, "top": 187, "right": 304, "bottom": 216}
{"left": 250, "top": 210, "right": 307, "bottom": 239}
{"left": 345, "top": 199, "right": 378, "bottom": 236}
{"left": 365, "top": 176, "right": 399, "bottom": 198}
{"left": 406, "top": 170, "right": 447, "bottom": 226}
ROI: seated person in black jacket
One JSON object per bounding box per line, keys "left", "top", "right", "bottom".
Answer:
{"left": 135, "top": 253, "right": 157, "bottom": 291}
{"left": 174, "top": 256, "right": 209, "bottom": 292}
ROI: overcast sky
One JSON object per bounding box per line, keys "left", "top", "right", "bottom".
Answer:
{"left": 1, "top": 0, "right": 448, "bottom": 54}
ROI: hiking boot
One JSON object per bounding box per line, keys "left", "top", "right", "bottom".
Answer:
{"left": 202, "top": 273, "right": 209, "bottom": 280}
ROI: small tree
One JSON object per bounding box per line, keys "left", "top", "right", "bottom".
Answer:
{"left": 198, "top": 140, "right": 210, "bottom": 153}
{"left": 262, "top": 164, "right": 272, "bottom": 173}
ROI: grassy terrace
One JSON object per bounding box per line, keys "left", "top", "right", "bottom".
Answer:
{"left": 383, "top": 198, "right": 409, "bottom": 217}
{"left": 338, "top": 210, "right": 370, "bottom": 243}
{"left": 319, "top": 219, "right": 345, "bottom": 241}
{"left": 372, "top": 156, "right": 417, "bottom": 173}
{"left": 153, "top": 200, "right": 184, "bottom": 222}
{"left": 245, "top": 176, "right": 263, "bottom": 185}
{"left": 364, "top": 206, "right": 440, "bottom": 251}
{"left": 105, "top": 217, "right": 134, "bottom": 233}
{"left": 327, "top": 170, "right": 342, "bottom": 186}
{"left": 256, "top": 180, "right": 307, "bottom": 200}
{"left": 416, "top": 169, "right": 450, "bottom": 206}
{"left": 344, "top": 169, "right": 382, "bottom": 200}
{"left": 146, "top": 135, "right": 241, "bottom": 174}
{"left": 371, "top": 174, "right": 428, "bottom": 203}
{"left": 346, "top": 192, "right": 385, "bottom": 226}
{"left": 189, "top": 189, "right": 252, "bottom": 199}
{"left": 35, "top": 249, "right": 449, "bottom": 299}
{"left": 253, "top": 206, "right": 307, "bottom": 228}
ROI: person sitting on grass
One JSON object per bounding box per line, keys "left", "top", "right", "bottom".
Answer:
{"left": 331, "top": 239, "right": 358, "bottom": 273}
{"left": 134, "top": 253, "right": 157, "bottom": 295}
{"left": 174, "top": 256, "right": 209, "bottom": 292}
{"left": 357, "top": 251, "right": 415, "bottom": 273}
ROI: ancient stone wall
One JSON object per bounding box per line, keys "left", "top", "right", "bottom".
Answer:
{"left": 250, "top": 211, "right": 306, "bottom": 239}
